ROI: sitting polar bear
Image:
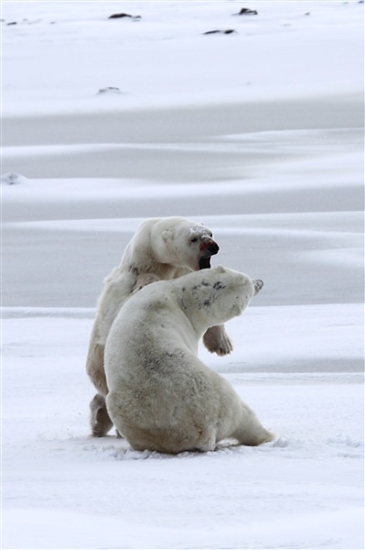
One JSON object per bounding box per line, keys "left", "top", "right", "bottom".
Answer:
{"left": 86, "top": 217, "right": 233, "bottom": 437}
{"left": 105, "top": 266, "right": 274, "bottom": 454}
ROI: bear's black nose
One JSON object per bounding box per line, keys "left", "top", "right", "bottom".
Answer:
{"left": 205, "top": 240, "right": 219, "bottom": 255}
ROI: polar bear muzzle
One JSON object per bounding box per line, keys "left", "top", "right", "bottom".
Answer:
{"left": 198, "top": 239, "right": 219, "bottom": 270}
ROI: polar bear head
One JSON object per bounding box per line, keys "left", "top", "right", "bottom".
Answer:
{"left": 122, "top": 217, "right": 219, "bottom": 274}
{"left": 149, "top": 216, "right": 219, "bottom": 271}
{"left": 177, "top": 265, "right": 263, "bottom": 329}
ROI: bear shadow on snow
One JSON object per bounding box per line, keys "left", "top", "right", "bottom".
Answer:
{"left": 105, "top": 266, "right": 274, "bottom": 454}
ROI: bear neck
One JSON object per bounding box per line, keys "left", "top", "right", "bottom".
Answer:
{"left": 178, "top": 291, "right": 216, "bottom": 337}
{"left": 121, "top": 237, "right": 188, "bottom": 280}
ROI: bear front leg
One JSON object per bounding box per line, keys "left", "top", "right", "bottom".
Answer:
{"left": 203, "top": 325, "right": 233, "bottom": 356}
{"left": 89, "top": 394, "right": 114, "bottom": 437}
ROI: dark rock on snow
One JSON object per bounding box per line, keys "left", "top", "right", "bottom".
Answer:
{"left": 203, "top": 29, "right": 237, "bottom": 35}
{"left": 234, "top": 8, "right": 258, "bottom": 16}
{"left": 1, "top": 172, "right": 27, "bottom": 185}
{"left": 98, "top": 87, "right": 122, "bottom": 95}
{"left": 108, "top": 13, "right": 141, "bottom": 20}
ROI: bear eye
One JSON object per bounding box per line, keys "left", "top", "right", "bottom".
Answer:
{"left": 190, "top": 237, "right": 198, "bottom": 243}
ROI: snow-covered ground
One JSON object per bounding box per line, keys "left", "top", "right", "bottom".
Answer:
{"left": 1, "top": 1, "right": 364, "bottom": 549}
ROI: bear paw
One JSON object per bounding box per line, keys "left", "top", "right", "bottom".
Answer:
{"left": 203, "top": 325, "right": 233, "bottom": 356}
{"left": 89, "top": 393, "right": 114, "bottom": 437}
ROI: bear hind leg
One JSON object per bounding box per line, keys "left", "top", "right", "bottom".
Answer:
{"left": 86, "top": 340, "right": 108, "bottom": 396}
{"left": 89, "top": 393, "right": 114, "bottom": 437}
{"left": 231, "top": 405, "right": 275, "bottom": 447}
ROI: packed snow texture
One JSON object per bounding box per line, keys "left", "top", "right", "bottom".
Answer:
{"left": 2, "top": 1, "right": 364, "bottom": 549}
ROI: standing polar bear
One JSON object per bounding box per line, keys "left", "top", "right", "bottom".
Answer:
{"left": 105, "top": 266, "right": 274, "bottom": 454}
{"left": 86, "top": 217, "right": 233, "bottom": 437}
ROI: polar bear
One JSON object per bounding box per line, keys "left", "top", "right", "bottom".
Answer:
{"left": 105, "top": 266, "right": 274, "bottom": 453}
{"left": 86, "top": 217, "right": 233, "bottom": 437}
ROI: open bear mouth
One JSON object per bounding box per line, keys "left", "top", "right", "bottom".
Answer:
{"left": 199, "top": 256, "right": 212, "bottom": 270}
{"left": 198, "top": 240, "right": 219, "bottom": 270}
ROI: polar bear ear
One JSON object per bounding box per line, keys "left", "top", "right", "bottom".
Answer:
{"left": 214, "top": 265, "right": 226, "bottom": 273}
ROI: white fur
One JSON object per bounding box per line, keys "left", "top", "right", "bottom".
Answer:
{"left": 86, "top": 217, "right": 232, "bottom": 436}
{"left": 105, "top": 266, "right": 274, "bottom": 454}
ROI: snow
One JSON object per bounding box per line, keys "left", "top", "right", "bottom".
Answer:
{"left": 2, "top": 310, "right": 364, "bottom": 549}
{"left": 1, "top": 1, "right": 364, "bottom": 549}
{"left": 1, "top": 0, "right": 363, "bottom": 113}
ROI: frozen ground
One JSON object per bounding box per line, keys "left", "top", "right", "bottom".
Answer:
{"left": 1, "top": 1, "right": 364, "bottom": 549}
